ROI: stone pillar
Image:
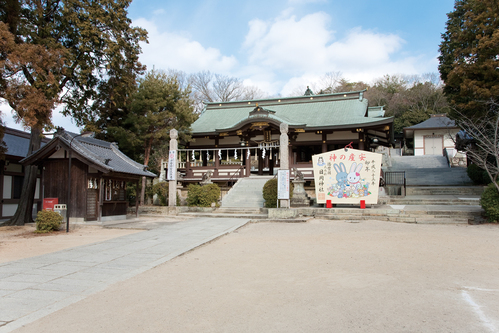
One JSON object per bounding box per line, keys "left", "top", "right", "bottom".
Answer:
{"left": 279, "top": 123, "right": 289, "bottom": 208}
{"left": 169, "top": 129, "right": 178, "bottom": 207}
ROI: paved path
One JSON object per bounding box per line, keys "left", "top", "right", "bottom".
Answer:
{"left": 0, "top": 217, "right": 250, "bottom": 333}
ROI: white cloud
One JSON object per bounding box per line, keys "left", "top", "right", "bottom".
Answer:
{"left": 240, "top": 10, "right": 426, "bottom": 95}
{"left": 135, "top": 18, "right": 238, "bottom": 74}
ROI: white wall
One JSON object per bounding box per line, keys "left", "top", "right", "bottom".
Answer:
{"left": 414, "top": 129, "right": 459, "bottom": 156}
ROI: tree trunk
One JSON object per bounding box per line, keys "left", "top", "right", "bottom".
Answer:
{"left": 139, "top": 137, "right": 153, "bottom": 205}
{"left": 2, "top": 127, "right": 42, "bottom": 226}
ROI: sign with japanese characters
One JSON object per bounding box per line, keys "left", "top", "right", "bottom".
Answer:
{"left": 167, "top": 150, "right": 177, "bottom": 181}
{"left": 277, "top": 169, "right": 290, "bottom": 199}
{"left": 312, "top": 148, "right": 382, "bottom": 204}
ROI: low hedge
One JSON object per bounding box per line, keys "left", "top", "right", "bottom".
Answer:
{"left": 153, "top": 182, "right": 169, "bottom": 206}
{"left": 480, "top": 183, "right": 499, "bottom": 222}
{"left": 262, "top": 178, "right": 293, "bottom": 208}
{"left": 467, "top": 164, "right": 491, "bottom": 185}
{"left": 187, "top": 183, "right": 220, "bottom": 207}
{"left": 35, "top": 209, "right": 63, "bottom": 233}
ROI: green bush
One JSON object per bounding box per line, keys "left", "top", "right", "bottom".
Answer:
{"left": 153, "top": 182, "right": 169, "bottom": 206}
{"left": 467, "top": 164, "right": 491, "bottom": 185}
{"left": 187, "top": 184, "right": 220, "bottom": 207}
{"left": 480, "top": 183, "right": 499, "bottom": 222}
{"left": 262, "top": 178, "right": 294, "bottom": 208}
{"left": 35, "top": 209, "right": 63, "bottom": 233}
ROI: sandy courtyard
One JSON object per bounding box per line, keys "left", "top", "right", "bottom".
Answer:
{"left": 6, "top": 219, "right": 499, "bottom": 333}
{"left": 0, "top": 225, "right": 140, "bottom": 263}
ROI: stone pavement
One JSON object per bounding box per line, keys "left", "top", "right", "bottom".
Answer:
{"left": 0, "top": 217, "right": 250, "bottom": 333}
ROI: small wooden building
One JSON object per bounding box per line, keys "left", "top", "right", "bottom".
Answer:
{"left": 0, "top": 128, "right": 49, "bottom": 220}
{"left": 21, "top": 130, "right": 156, "bottom": 222}
{"left": 404, "top": 114, "right": 460, "bottom": 156}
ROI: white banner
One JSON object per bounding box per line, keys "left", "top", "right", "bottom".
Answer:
{"left": 167, "top": 150, "right": 177, "bottom": 181}
{"left": 312, "top": 148, "right": 382, "bottom": 204}
{"left": 277, "top": 169, "right": 290, "bottom": 200}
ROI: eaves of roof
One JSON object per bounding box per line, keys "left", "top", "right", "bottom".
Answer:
{"left": 21, "top": 132, "right": 156, "bottom": 178}
{"left": 191, "top": 96, "right": 390, "bottom": 135}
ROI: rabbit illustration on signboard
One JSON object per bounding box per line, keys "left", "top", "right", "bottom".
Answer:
{"left": 328, "top": 161, "right": 370, "bottom": 199}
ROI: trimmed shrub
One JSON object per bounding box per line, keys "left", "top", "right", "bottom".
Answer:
{"left": 187, "top": 184, "right": 220, "bottom": 207}
{"left": 262, "top": 178, "right": 294, "bottom": 208}
{"left": 480, "top": 183, "right": 499, "bottom": 223}
{"left": 35, "top": 209, "right": 63, "bottom": 233}
{"left": 153, "top": 182, "right": 169, "bottom": 206}
{"left": 467, "top": 164, "right": 491, "bottom": 185}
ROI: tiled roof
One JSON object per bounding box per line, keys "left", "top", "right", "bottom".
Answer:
{"left": 404, "top": 115, "right": 457, "bottom": 130}
{"left": 20, "top": 130, "right": 156, "bottom": 178}
{"left": 62, "top": 132, "right": 156, "bottom": 177}
{"left": 3, "top": 128, "right": 48, "bottom": 158}
{"left": 191, "top": 91, "right": 392, "bottom": 134}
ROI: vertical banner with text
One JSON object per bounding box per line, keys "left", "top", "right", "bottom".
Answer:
{"left": 277, "top": 169, "right": 290, "bottom": 200}
{"left": 167, "top": 150, "right": 177, "bottom": 181}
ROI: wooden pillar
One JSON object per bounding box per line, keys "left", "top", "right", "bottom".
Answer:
{"left": 135, "top": 179, "right": 139, "bottom": 217}
{"left": 359, "top": 132, "right": 365, "bottom": 150}
{"left": 245, "top": 148, "right": 251, "bottom": 177}
{"left": 98, "top": 178, "right": 103, "bottom": 222}
{"left": 322, "top": 133, "right": 327, "bottom": 152}
{"left": 214, "top": 148, "right": 220, "bottom": 177}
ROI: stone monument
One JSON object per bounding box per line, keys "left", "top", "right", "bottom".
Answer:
{"left": 290, "top": 168, "right": 310, "bottom": 207}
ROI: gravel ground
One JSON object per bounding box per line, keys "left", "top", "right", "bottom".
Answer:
{"left": 12, "top": 219, "right": 499, "bottom": 333}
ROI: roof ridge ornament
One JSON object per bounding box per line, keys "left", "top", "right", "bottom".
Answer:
{"left": 304, "top": 86, "right": 314, "bottom": 96}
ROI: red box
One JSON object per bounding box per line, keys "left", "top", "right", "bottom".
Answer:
{"left": 360, "top": 200, "right": 366, "bottom": 209}
{"left": 326, "top": 200, "right": 332, "bottom": 208}
{"left": 43, "top": 198, "right": 58, "bottom": 211}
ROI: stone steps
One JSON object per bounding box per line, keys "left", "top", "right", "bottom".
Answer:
{"left": 313, "top": 209, "right": 476, "bottom": 224}
{"left": 388, "top": 198, "right": 480, "bottom": 206}
{"left": 406, "top": 186, "right": 484, "bottom": 196}
{"left": 221, "top": 177, "right": 270, "bottom": 208}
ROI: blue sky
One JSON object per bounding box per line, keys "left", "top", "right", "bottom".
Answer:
{"left": 2, "top": 0, "right": 456, "bottom": 132}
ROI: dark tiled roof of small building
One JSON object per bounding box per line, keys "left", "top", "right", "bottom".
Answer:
{"left": 404, "top": 114, "right": 457, "bottom": 130}
{"left": 3, "top": 127, "right": 48, "bottom": 158}
{"left": 20, "top": 130, "right": 156, "bottom": 178}
{"left": 62, "top": 132, "right": 156, "bottom": 177}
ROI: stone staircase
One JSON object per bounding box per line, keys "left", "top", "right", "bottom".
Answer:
{"left": 220, "top": 176, "right": 272, "bottom": 208}
{"left": 177, "top": 207, "right": 268, "bottom": 220}
{"left": 387, "top": 155, "right": 474, "bottom": 187}
{"left": 310, "top": 207, "right": 480, "bottom": 224}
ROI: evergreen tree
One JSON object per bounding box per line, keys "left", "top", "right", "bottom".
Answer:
{"left": 108, "top": 69, "right": 197, "bottom": 204}
{"left": 0, "top": 0, "right": 147, "bottom": 225}
{"left": 438, "top": 0, "right": 499, "bottom": 119}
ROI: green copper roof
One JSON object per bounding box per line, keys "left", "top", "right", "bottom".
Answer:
{"left": 191, "top": 91, "right": 393, "bottom": 134}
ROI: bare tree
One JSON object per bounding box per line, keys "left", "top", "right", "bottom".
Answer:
{"left": 188, "top": 70, "right": 268, "bottom": 112}
{"left": 241, "top": 85, "right": 267, "bottom": 100}
{"left": 319, "top": 71, "right": 343, "bottom": 94}
{"left": 457, "top": 100, "right": 499, "bottom": 192}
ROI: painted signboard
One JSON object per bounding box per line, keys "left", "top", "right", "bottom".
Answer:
{"left": 312, "top": 148, "right": 382, "bottom": 204}
{"left": 277, "top": 169, "right": 290, "bottom": 199}
{"left": 167, "top": 150, "right": 177, "bottom": 181}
